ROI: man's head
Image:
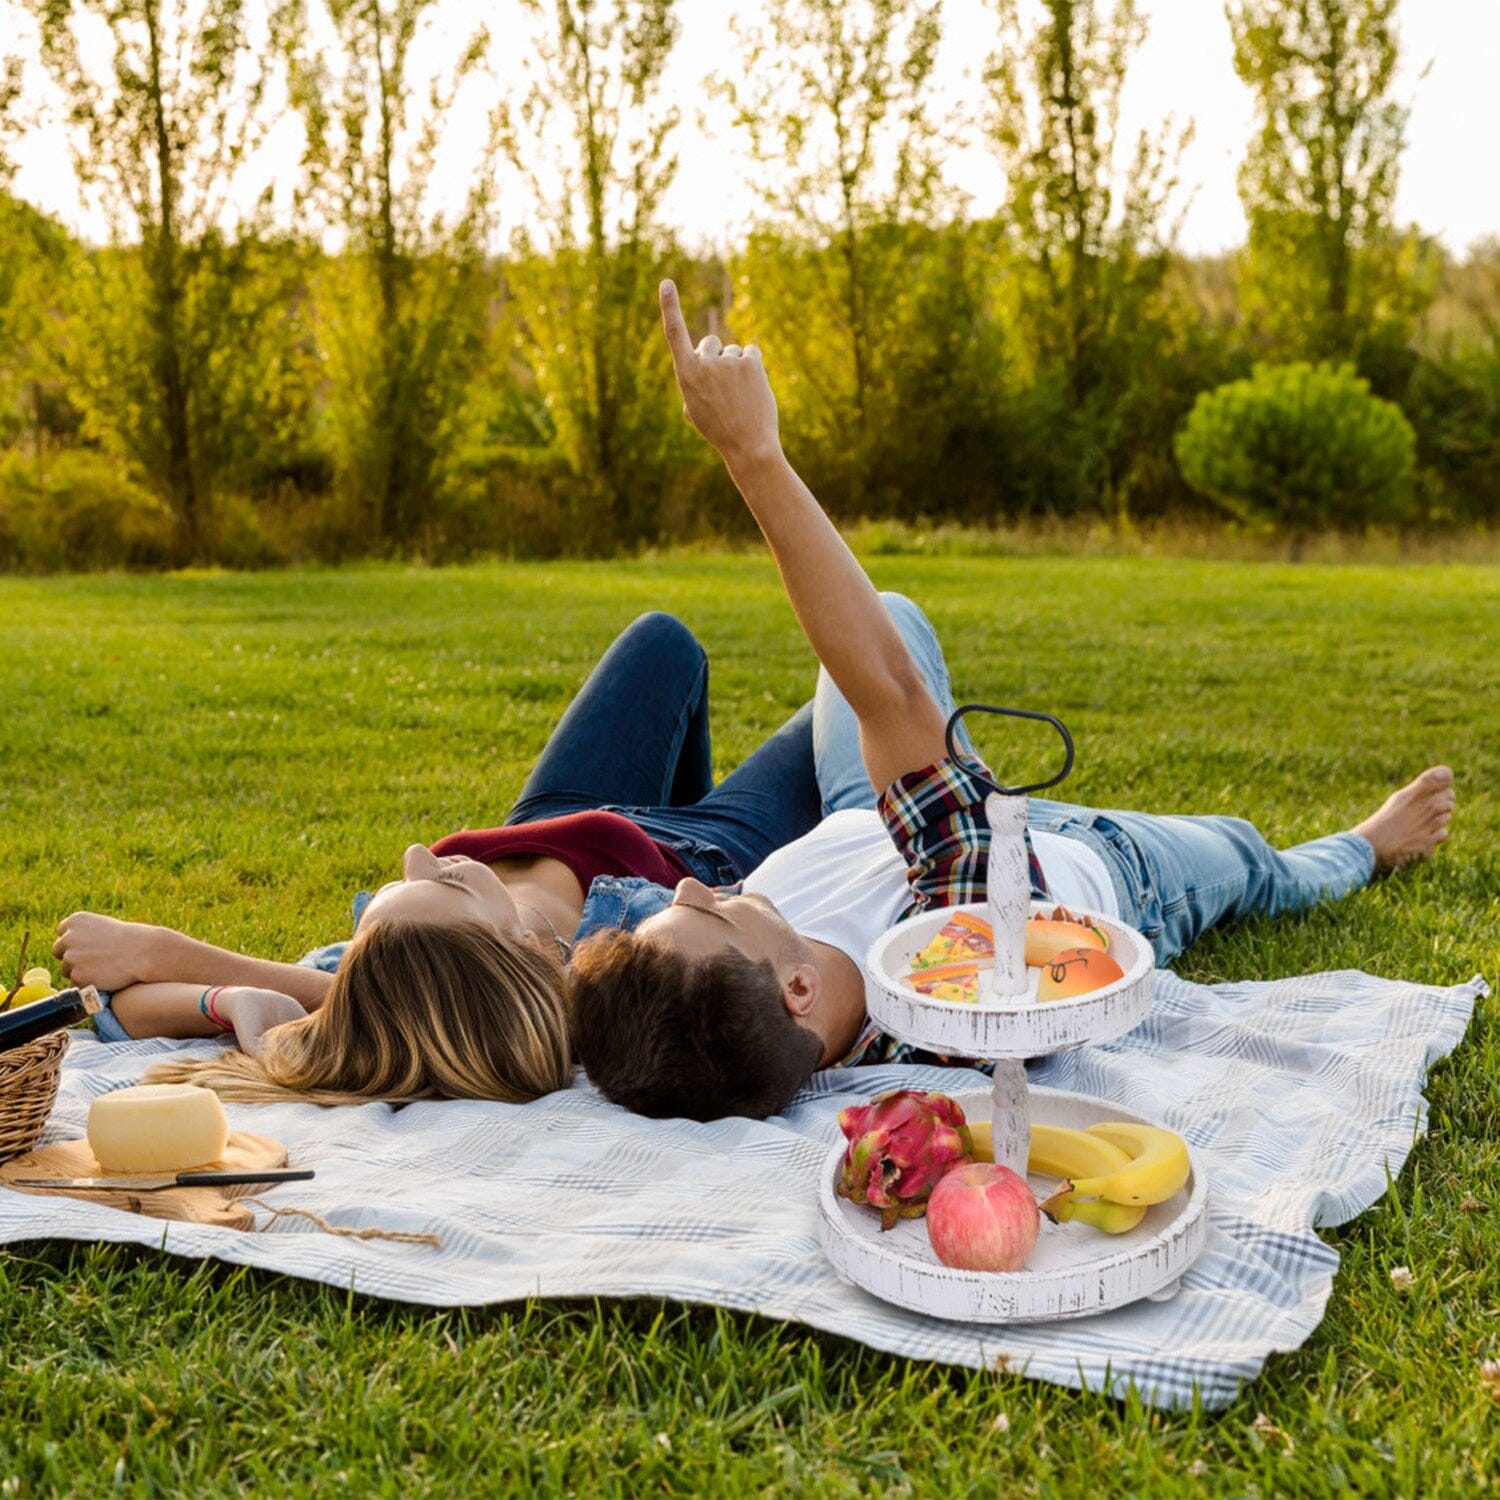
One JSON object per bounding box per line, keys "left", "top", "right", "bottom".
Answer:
{"left": 568, "top": 879, "right": 825, "bottom": 1121}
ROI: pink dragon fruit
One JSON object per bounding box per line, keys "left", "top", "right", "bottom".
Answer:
{"left": 835, "top": 1089, "right": 975, "bottom": 1230}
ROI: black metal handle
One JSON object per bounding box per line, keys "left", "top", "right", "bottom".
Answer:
{"left": 944, "top": 703, "right": 1075, "bottom": 796}
{"left": 174, "top": 1169, "right": 316, "bottom": 1187}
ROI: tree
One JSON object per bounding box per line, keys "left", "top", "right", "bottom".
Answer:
{"left": 984, "top": 0, "right": 1190, "bottom": 520}
{"left": 280, "top": 0, "right": 495, "bottom": 551}
{"left": 722, "top": 0, "right": 950, "bottom": 513}
{"left": 24, "top": 0, "right": 285, "bottom": 559}
{"left": 1227, "top": 0, "right": 1427, "bottom": 364}
{"left": 491, "top": 0, "right": 685, "bottom": 550}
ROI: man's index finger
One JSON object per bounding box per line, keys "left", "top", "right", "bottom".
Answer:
{"left": 659, "top": 279, "right": 693, "bottom": 367}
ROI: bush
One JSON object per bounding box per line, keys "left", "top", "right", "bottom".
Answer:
{"left": 1173, "top": 362, "right": 1416, "bottom": 546}
{"left": 0, "top": 450, "right": 175, "bottom": 572}
{"left": 1402, "top": 344, "right": 1500, "bottom": 525}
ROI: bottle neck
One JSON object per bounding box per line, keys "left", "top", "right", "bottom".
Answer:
{"left": 0, "top": 990, "right": 90, "bottom": 1055}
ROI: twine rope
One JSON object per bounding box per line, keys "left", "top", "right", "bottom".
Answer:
{"left": 245, "top": 1199, "right": 442, "bottom": 1247}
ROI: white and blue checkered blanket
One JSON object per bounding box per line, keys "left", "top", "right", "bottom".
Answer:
{"left": 0, "top": 967, "right": 1482, "bottom": 1410}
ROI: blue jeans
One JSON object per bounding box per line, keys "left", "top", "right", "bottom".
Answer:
{"left": 506, "top": 611, "right": 823, "bottom": 884}
{"left": 813, "top": 594, "right": 1376, "bottom": 966}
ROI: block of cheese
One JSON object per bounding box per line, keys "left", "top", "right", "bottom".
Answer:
{"left": 86, "top": 1083, "right": 230, "bottom": 1174}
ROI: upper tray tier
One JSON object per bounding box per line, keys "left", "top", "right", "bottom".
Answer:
{"left": 864, "top": 902, "right": 1155, "bottom": 1059}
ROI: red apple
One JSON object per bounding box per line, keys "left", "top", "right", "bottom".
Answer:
{"left": 925, "top": 1162, "right": 1040, "bottom": 1272}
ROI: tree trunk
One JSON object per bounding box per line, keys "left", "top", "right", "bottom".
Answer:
{"left": 144, "top": 0, "right": 199, "bottom": 561}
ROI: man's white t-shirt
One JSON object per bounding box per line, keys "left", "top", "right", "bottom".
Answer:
{"left": 743, "top": 809, "right": 1118, "bottom": 1010}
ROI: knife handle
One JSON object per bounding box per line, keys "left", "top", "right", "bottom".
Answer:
{"left": 174, "top": 1169, "right": 316, "bottom": 1186}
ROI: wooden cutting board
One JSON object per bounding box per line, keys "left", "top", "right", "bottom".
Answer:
{"left": 0, "top": 1132, "right": 288, "bottom": 1229}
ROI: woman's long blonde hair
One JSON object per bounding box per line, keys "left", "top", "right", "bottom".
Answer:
{"left": 146, "top": 920, "right": 572, "bottom": 1106}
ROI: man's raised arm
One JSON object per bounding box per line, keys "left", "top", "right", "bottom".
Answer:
{"left": 659, "top": 279, "right": 950, "bottom": 794}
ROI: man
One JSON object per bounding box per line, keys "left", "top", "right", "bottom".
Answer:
{"left": 566, "top": 282, "right": 1456, "bottom": 1123}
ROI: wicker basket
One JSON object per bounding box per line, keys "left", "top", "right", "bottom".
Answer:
{"left": 0, "top": 1029, "right": 70, "bottom": 1164}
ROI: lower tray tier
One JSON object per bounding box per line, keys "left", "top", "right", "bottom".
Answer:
{"left": 818, "top": 1086, "right": 1208, "bottom": 1324}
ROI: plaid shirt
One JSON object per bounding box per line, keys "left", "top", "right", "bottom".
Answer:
{"left": 832, "top": 752, "right": 1049, "bottom": 1069}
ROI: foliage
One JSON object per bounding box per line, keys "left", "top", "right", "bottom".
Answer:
{"left": 0, "top": 448, "right": 174, "bottom": 570}
{"left": 722, "top": 0, "right": 953, "bottom": 514}
{"left": 734, "top": 220, "right": 1010, "bottom": 521}
{"left": 1, "top": 559, "right": 1497, "bottom": 1492}
{"left": 0, "top": 0, "right": 1497, "bottom": 558}
{"left": 492, "top": 0, "right": 689, "bottom": 551}
{"left": 23, "top": 0, "right": 287, "bottom": 560}
{"left": 0, "top": 194, "right": 81, "bottom": 452}
{"left": 280, "top": 0, "right": 495, "bottom": 552}
{"left": 983, "top": 0, "right": 1191, "bottom": 522}
{"left": 1228, "top": 0, "right": 1429, "bottom": 365}
{"left": 1174, "top": 360, "right": 1415, "bottom": 544}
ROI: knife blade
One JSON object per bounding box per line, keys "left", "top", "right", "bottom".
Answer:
{"left": 10, "top": 1168, "right": 315, "bottom": 1191}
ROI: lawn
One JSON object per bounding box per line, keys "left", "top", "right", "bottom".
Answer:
{"left": 1, "top": 555, "right": 1496, "bottom": 1497}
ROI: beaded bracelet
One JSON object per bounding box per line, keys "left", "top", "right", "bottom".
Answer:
{"left": 198, "top": 985, "right": 233, "bottom": 1032}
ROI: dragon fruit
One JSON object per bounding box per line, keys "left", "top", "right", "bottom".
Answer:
{"left": 835, "top": 1089, "right": 975, "bottom": 1230}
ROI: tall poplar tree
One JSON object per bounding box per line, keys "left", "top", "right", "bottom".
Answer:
{"left": 280, "top": 0, "right": 495, "bottom": 549}
{"left": 24, "top": 0, "right": 282, "bottom": 559}
{"left": 1227, "top": 0, "right": 1424, "bottom": 362}
{"left": 984, "top": 0, "right": 1188, "bottom": 517}
{"left": 492, "top": 0, "right": 683, "bottom": 549}
{"left": 723, "top": 0, "right": 952, "bottom": 513}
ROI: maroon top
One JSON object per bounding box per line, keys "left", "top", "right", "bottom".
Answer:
{"left": 430, "top": 811, "right": 693, "bottom": 892}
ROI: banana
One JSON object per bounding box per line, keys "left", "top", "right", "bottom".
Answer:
{"left": 1061, "top": 1121, "right": 1191, "bottom": 1206}
{"left": 1025, "top": 1123, "right": 1133, "bottom": 1180}
{"left": 1043, "top": 1192, "right": 1148, "bottom": 1233}
{"left": 970, "top": 1117, "right": 1187, "bottom": 1228}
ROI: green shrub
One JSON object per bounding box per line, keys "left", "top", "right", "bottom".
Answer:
{"left": 1173, "top": 362, "right": 1416, "bottom": 542}
{"left": 1402, "top": 344, "right": 1500, "bottom": 525}
{"left": 208, "top": 493, "right": 296, "bottom": 570}
{"left": 0, "top": 450, "right": 175, "bottom": 572}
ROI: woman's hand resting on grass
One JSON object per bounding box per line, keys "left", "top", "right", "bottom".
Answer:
{"left": 52, "top": 912, "right": 179, "bottom": 991}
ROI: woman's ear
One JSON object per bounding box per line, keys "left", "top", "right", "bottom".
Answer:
{"left": 779, "top": 962, "right": 819, "bottom": 1018}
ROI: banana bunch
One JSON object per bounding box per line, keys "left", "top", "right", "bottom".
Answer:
{"left": 969, "top": 1118, "right": 1191, "bottom": 1234}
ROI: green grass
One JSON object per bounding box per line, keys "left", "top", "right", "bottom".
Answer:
{"left": 1, "top": 556, "right": 1497, "bottom": 1497}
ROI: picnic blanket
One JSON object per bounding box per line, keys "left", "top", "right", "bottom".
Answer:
{"left": 0, "top": 967, "right": 1483, "bottom": 1410}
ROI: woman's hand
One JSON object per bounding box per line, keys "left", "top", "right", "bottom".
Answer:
{"left": 53, "top": 912, "right": 179, "bottom": 991}
{"left": 660, "top": 280, "right": 782, "bottom": 472}
{"left": 215, "top": 987, "right": 308, "bottom": 1058}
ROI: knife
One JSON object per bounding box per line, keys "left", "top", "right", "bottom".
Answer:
{"left": 10, "top": 1168, "right": 315, "bottom": 1191}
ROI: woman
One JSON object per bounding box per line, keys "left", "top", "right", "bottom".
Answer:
{"left": 53, "top": 612, "right": 826, "bottom": 1105}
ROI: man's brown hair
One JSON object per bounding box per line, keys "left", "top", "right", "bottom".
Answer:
{"left": 568, "top": 930, "right": 824, "bottom": 1121}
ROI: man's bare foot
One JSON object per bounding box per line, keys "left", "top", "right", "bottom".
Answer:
{"left": 1352, "top": 766, "right": 1456, "bottom": 873}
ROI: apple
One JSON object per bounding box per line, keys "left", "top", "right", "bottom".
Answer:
{"left": 925, "top": 1162, "right": 1040, "bottom": 1272}
{"left": 1036, "top": 945, "right": 1125, "bottom": 1001}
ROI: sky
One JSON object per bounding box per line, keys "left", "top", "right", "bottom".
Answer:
{"left": 6, "top": 0, "right": 1499, "bottom": 259}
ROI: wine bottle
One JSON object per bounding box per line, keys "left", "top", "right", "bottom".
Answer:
{"left": 0, "top": 988, "right": 91, "bottom": 1055}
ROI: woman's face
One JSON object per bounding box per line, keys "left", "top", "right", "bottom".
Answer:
{"left": 361, "top": 846, "right": 530, "bottom": 942}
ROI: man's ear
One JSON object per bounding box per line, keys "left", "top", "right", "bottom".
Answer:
{"left": 779, "top": 962, "right": 819, "bottom": 1018}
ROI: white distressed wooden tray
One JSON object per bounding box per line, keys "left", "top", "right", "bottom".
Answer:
{"left": 817, "top": 1087, "right": 1209, "bottom": 1324}
{"left": 864, "top": 901, "right": 1156, "bottom": 1059}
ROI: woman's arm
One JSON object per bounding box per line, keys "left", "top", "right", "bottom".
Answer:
{"left": 54, "top": 912, "right": 335, "bottom": 1009}
{"left": 659, "top": 280, "right": 950, "bottom": 793}
{"left": 108, "top": 982, "right": 309, "bottom": 1053}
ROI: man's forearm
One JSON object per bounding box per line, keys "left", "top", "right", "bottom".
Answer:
{"left": 150, "top": 931, "right": 335, "bottom": 1007}
{"left": 724, "top": 448, "right": 926, "bottom": 716}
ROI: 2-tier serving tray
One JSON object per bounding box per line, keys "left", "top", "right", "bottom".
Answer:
{"left": 816, "top": 793, "right": 1209, "bottom": 1324}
